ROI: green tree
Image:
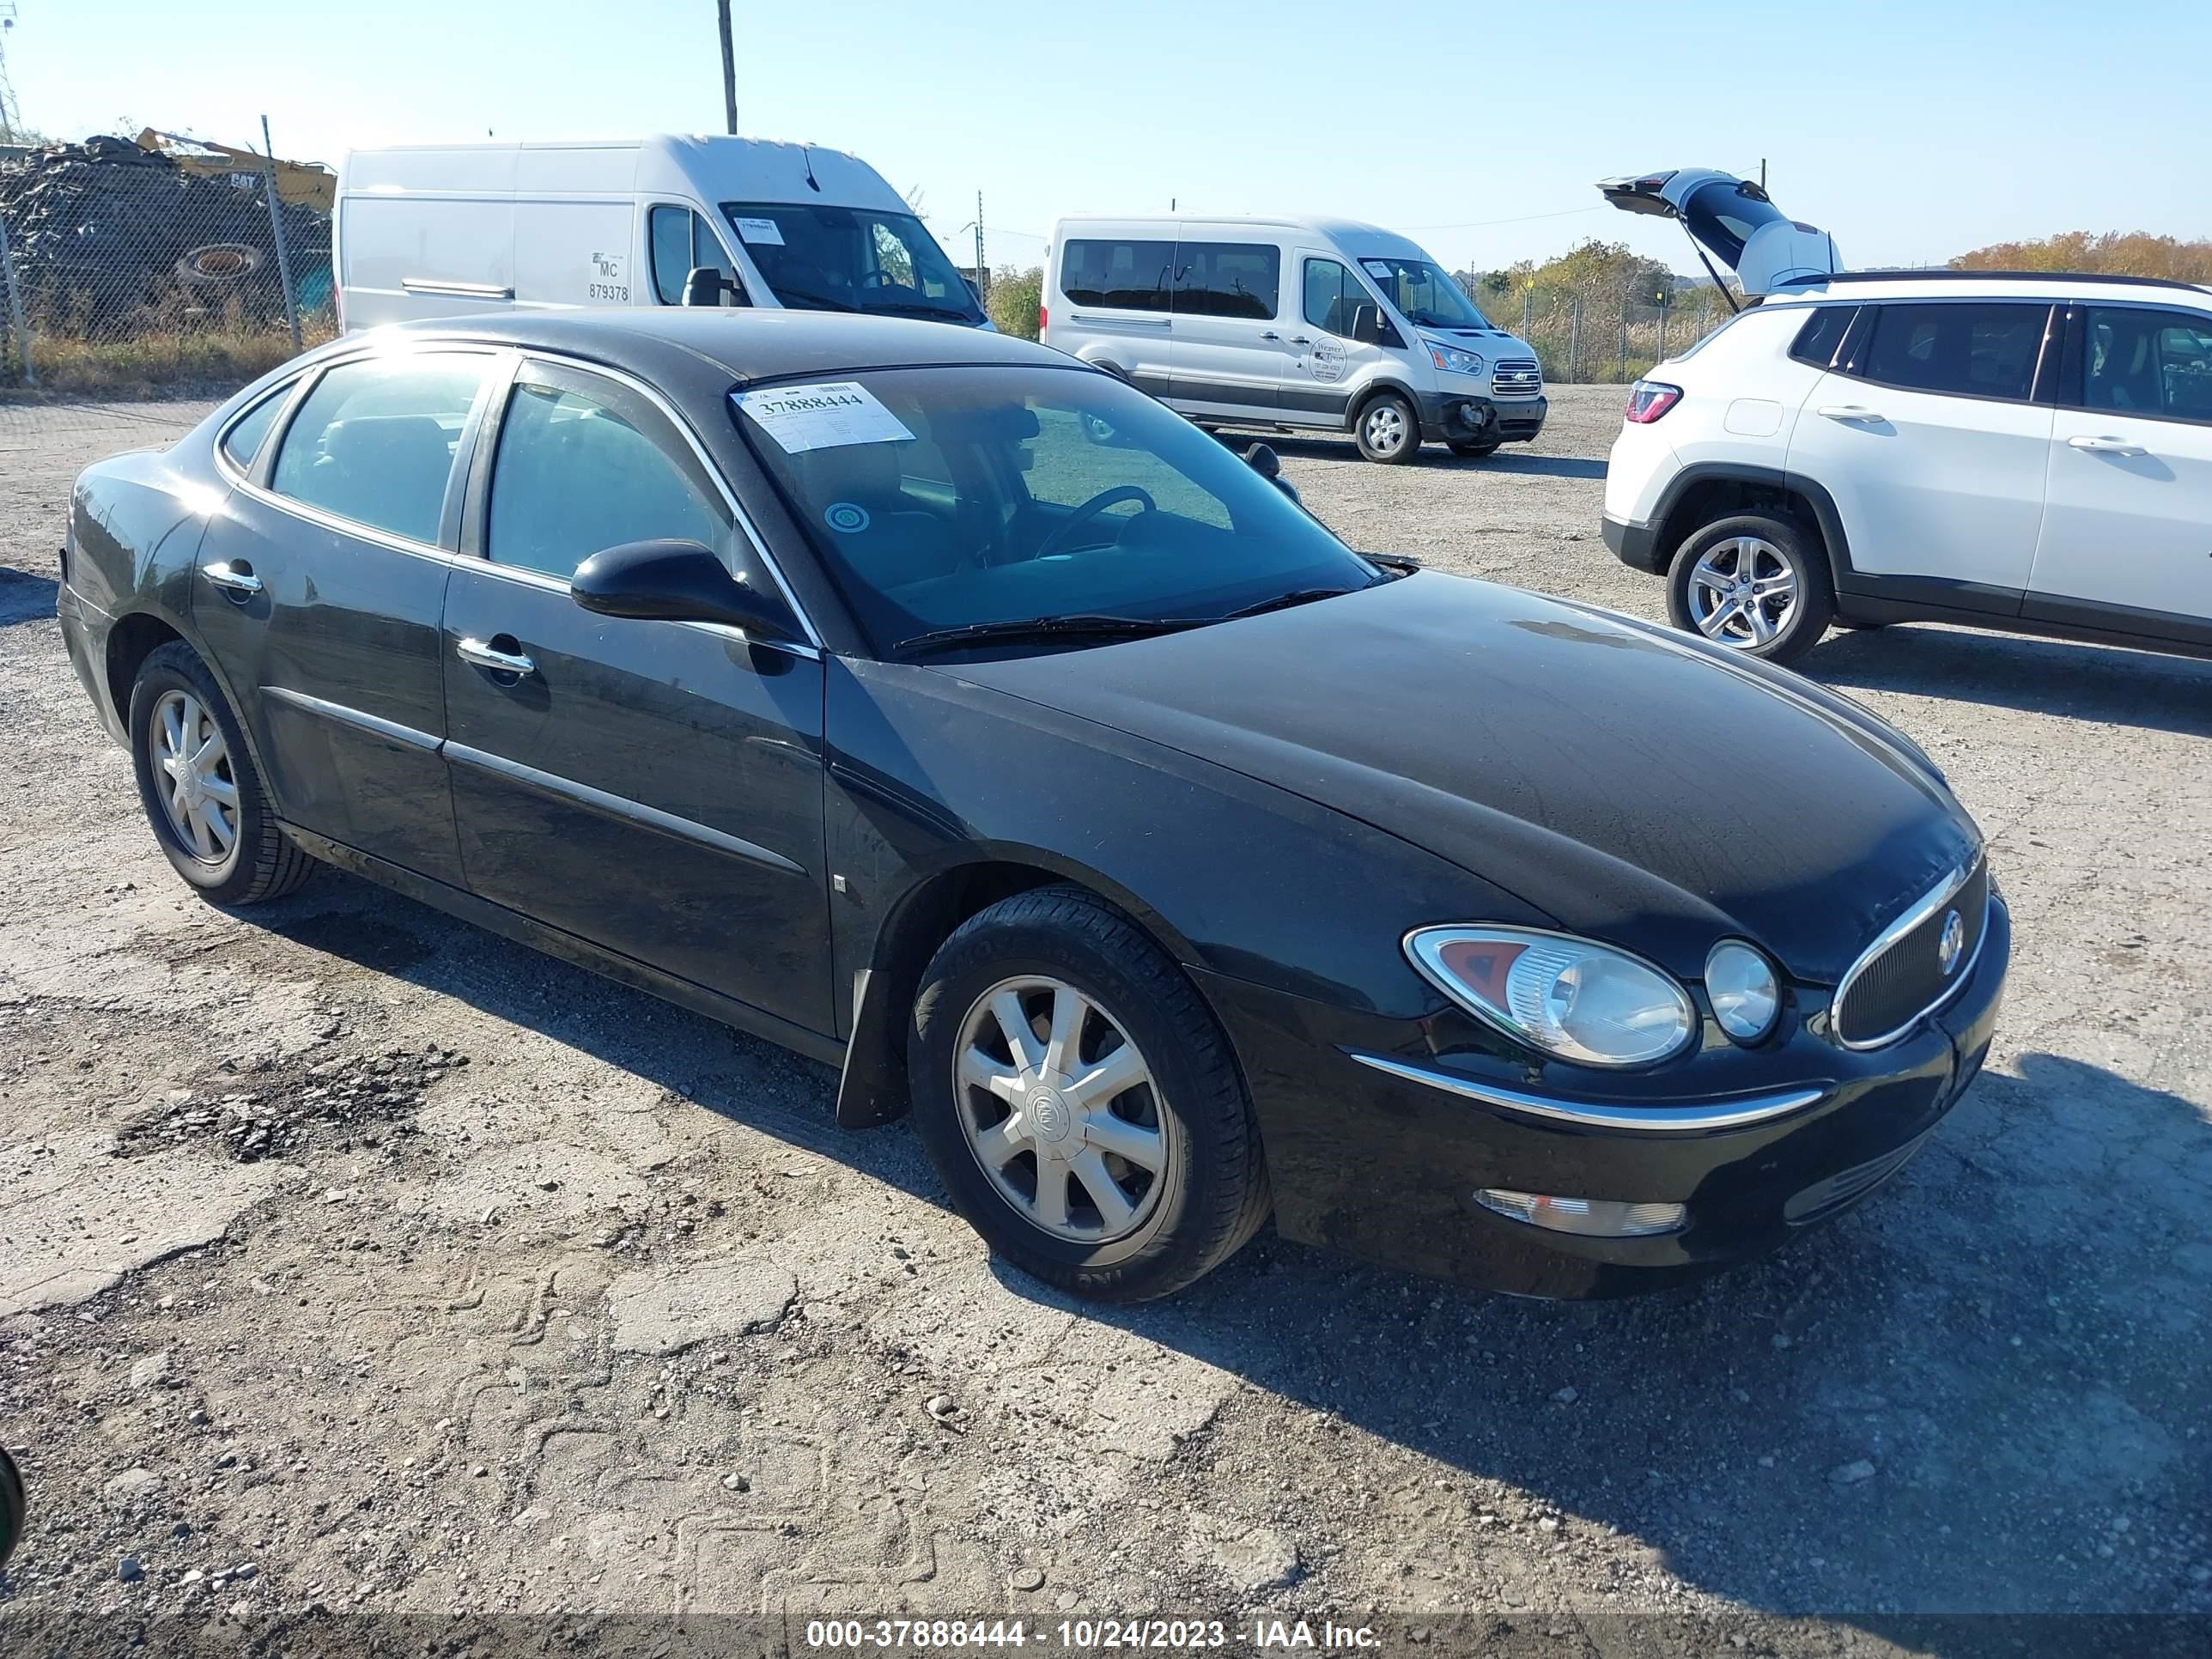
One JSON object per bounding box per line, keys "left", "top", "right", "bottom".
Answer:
{"left": 987, "top": 264, "right": 1043, "bottom": 340}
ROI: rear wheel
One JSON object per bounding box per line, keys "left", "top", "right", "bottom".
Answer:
{"left": 1354, "top": 392, "right": 1420, "bottom": 464}
{"left": 1666, "top": 513, "right": 1832, "bottom": 666}
{"left": 128, "top": 641, "right": 314, "bottom": 906}
{"left": 908, "top": 886, "right": 1269, "bottom": 1302}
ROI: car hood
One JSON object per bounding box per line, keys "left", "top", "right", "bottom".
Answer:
{"left": 942, "top": 572, "right": 1978, "bottom": 984}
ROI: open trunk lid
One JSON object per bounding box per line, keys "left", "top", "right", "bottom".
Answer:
{"left": 1597, "top": 168, "right": 1842, "bottom": 298}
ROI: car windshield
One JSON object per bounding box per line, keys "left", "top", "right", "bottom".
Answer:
{"left": 1358, "top": 256, "right": 1492, "bottom": 330}
{"left": 730, "top": 366, "right": 1383, "bottom": 657}
{"left": 720, "top": 202, "right": 985, "bottom": 325}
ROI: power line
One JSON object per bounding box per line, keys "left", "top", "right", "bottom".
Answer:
{"left": 1398, "top": 204, "right": 1606, "bottom": 233}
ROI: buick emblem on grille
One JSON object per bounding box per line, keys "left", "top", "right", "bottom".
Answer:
{"left": 1936, "top": 908, "right": 1966, "bottom": 976}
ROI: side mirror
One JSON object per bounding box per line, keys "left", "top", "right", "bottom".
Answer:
{"left": 571, "top": 539, "right": 798, "bottom": 641}
{"left": 1350, "top": 304, "right": 1384, "bottom": 346}
{"left": 682, "top": 266, "right": 744, "bottom": 307}
{"left": 1244, "top": 442, "right": 1300, "bottom": 505}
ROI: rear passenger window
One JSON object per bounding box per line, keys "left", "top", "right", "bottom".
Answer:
{"left": 2081, "top": 307, "right": 2212, "bottom": 422}
{"left": 1060, "top": 239, "right": 1174, "bottom": 312}
{"left": 220, "top": 388, "right": 289, "bottom": 471}
{"left": 269, "top": 356, "right": 490, "bottom": 544}
{"left": 486, "top": 370, "right": 730, "bottom": 580}
{"left": 1173, "top": 241, "right": 1280, "bottom": 320}
{"left": 1858, "top": 302, "right": 2046, "bottom": 403}
{"left": 1787, "top": 307, "right": 1856, "bottom": 369}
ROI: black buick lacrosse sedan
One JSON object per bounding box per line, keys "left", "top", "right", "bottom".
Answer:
{"left": 59, "top": 311, "right": 2007, "bottom": 1301}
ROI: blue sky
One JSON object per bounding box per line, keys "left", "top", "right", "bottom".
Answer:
{"left": 9, "top": 0, "right": 2209, "bottom": 276}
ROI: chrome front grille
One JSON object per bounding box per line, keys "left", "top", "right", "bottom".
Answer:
{"left": 1492, "top": 360, "right": 1542, "bottom": 397}
{"left": 1832, "top": 858, "right": 1990, "bottom": 1049}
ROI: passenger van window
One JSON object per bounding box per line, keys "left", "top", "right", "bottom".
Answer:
{"left": 1173, "top": 242, "right": 1280, "bottom": 320}
{"left": 1060, "top": 239, "right": 1174, "bottom": 312}
{"left": 220, "top": 387, "right": 289, "bottom": 471}
{"left": 1304, "top": 259, "right": 1365, "bottom": 337}
{"left": 1859, "top": 302, "right": 2046, "bottom": 403}
{"left": 649, "top": 205, "right": 737, "bottom": 306}
{"left": 269, "top": 356, "right": 489, "bottom": 544}
{"left": 486, "top": 371, "right": 730, "bottom": 581}
{"left": 2082, "top": 307, "right": 2212, "bottom": 421}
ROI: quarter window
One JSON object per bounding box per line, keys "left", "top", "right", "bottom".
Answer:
{"left": 486, "top": 372, "right": 730, "bottom": 581}
{"left": 1172, "top": 241, "right": 1280, "bottom": 320}
{"left": 269, "top": 355, "right": 490, "bottom": 544}
{"left": 2081, "top": 307, "right": 2212, "bottom": 422}
{"left": 1787, "top": 306, "right": 1857, "bottom": 369}
{"left": 1060, "top": 239, "right": 1175, "bottom": 313}
{"left": 1303, "top": 258, "right": 1366, "bottom": 337}
{"left": 1858, "top": 302, "right": 2047, "bottom": 403}
{"left": 220, "top": 387, "right": 289, "bottom": 471}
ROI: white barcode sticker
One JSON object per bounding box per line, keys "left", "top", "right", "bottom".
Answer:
{"left": 732, "top": 216, "right": 786, "bottom": 246}
{"left": 732, "top": 382, "right": 915, "bottom": 453}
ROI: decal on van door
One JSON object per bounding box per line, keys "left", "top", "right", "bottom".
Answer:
{"left": 588, "top": 250, "right": 629, "bottom": 303}
{"left": 1309, "top": 337, "right": 1346, "bottom": 383}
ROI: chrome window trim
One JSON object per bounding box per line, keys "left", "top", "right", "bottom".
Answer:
{"left": 1346, "top": 1052, "right": 1827, "bottom": 1133}
{"left": 1831, "top": 858, "right": 1989, "bottom": 1052}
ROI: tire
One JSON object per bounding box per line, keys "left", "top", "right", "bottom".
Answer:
{"left": 907, "top": 886, "right": 1270, "bottom": 1302}
{"left": 1665, "top": 512, "right": 1834, "bottom": 667}
{"left": 128, "top": 641, "right": 315, "bottom": 906}
{"left": 1353, "top": 391, "right": 1420, "bottom": 464}
{"left": 1447, "top": 438, "right": 1502, "bottom": 459}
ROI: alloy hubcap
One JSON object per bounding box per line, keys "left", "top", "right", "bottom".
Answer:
{"left": 952, "top": 975, "right": 1167, "bottom": 1243}
{"left": 1688, "top": 536, "right": 1800, "bottom": 649}
{"left": 1364, "top": 404, "right": 1407, "bottom": 453}
{"left": 149, "top": 690, "right": 240, "bottom": 872}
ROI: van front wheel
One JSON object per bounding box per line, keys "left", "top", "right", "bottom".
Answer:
{"left": 1354, "top": 392, "right": 1420, "bottom": 464}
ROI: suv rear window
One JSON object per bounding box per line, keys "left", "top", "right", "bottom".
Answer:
{"left": 1787, "top": 306, "right": 1857, "bottom": 369}
{"left": 1858, "top": 302, "right": 2047, "bottom": 403}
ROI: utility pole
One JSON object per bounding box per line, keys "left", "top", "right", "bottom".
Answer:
{"left": 258, "top": 115, "right": 302, "bottom": 353}
{"left": 975, "top": 191, "right": 986, "bottom": 304}
{"left": 1759, "top": 156, "right": 1767, "bottom": 191}
{"left": 717, "top": 2, "right": 738, "bottom": 136}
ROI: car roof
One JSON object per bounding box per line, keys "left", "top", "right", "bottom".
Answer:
{"left": 1770, "top": 270, "right": 2212, "bottom": 307}
{"left": 337, "top": 308, "right": 1076, "bottom": 387}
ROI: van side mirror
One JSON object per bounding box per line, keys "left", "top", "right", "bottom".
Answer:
{"left": 682, "top": 266, "right": 744, "bottom": 307}
{"left": 1243, "top": 442, "right": 1301, "bottom": 506}
{"left": 1350, "top": 304, "right": 1385, "bottom": 346}
{"left": 572, "top": 539, "right": 798, "bottom": 641}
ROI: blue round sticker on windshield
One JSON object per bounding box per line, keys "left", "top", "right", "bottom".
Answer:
{"left": 824, "top": 501, "right": 871, "bottom": 534}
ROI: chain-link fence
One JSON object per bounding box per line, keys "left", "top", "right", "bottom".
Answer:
{"left": 0, "top": 131, "right": 337, "bottom": 395}
{"left": 1487, "top": 282, "right": 1736, "bottom": 384}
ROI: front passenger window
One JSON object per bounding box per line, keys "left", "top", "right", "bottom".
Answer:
{"left": 485, "top": 373, "right": 732, "bottom": 580}
{"left": 269, "top": 355, "right": 490, "bottom": 544}
{"left": 1304, "top": 258, "right": 1364, "bottom": 337}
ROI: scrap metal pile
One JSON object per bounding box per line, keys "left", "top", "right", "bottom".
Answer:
{"left": 0, "top": 135, "right": 330, "bottom": 333}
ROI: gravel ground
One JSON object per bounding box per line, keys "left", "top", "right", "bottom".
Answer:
{"left": 1, "top": 387, "right": 2207, "bottom": 1656}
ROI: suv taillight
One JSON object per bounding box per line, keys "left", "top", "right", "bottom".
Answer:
{"left": 1037, "top": 305, "right": 1048, "bottom": 334}
{"left": 1624, "top": 380, "right": 1682, "bottom": 423}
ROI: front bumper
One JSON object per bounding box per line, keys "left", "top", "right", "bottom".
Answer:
{"left": 1415, "top": 390, "right": 1548, "bottom": 445}
{"left": 1194, "top": 894, "right": 2010, "bottom": 1298}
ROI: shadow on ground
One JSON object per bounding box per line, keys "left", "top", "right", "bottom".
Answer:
{"left": 0, "top": 568, "right": 59, "bottom": 628}
{"left": 261, "top": 875, "right": 2211, "bottom": 1634}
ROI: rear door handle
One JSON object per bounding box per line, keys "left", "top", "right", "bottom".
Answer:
{"left": 1260, "top": 331, "right": 1281, "bottom": 341}
{"left": 199, "top": 560, "right": 262, "bottom": 597}
{"left": 1816, "top": 405, "right": 1887, "bottom": 422}
{"left": 2068, "top": 434, "right": 2148, "bottom": 456}
{"left": 456, "top": 636, "right": 536, "bottom": 677}
{"left": 1288, "top": 335, "right": 1312, "bottom": 345}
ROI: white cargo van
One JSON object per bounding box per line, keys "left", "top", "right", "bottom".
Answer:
{"left": 1042, "top": 215, "right": 1546, "bottom": 462}
{"left": 334, "top": 135, "right": 987, "bottom": 331}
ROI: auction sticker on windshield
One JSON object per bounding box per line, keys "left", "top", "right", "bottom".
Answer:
{"left": 733, "top": 383, "right": 916, "bottom": 453}
{"left": 732, "top": 216, "right": 787, "bottom": 246}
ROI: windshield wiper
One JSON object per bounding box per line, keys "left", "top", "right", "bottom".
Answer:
{"left": 767, "top": 286, "right": 860, "bottom": 313}
{"left": 1211, "top": 586, "right": 1364, "bottom": 622}
{"left": 875, "top": 300, "right": 981, "bottom": 322}
{"left": 896, "top": 614, "right": 1200, "bottom": 657}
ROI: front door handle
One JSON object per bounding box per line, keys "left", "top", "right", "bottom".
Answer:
{"left": 1816, "top": 405, "right": 1887, "bottom": 422}
{"left": 1260, "top": 331, "right": 1281, "bottom": 341}
{"left": 2068, "top": 434, "right": 2148, "bottom": 456}
{"left": 456, "top": 636, "right": 536, "bottom": 678}
{"left": 200, "top": 560, "right": 263, "bottom": 598}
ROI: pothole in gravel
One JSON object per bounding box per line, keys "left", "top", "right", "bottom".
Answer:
{"left": 112, "top": 1042, "right": 468, "bottom": 1163}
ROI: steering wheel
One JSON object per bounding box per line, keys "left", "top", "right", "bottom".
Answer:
{"left": 1035, "top": 485, "right": 1156, "bottom": 560}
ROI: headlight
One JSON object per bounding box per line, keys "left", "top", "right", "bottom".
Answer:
{"left": 1705, "top": 941, "right": 1781, "bottom": 1043}
{"left": 1406, "top": 927, "right": 1696, "bottom": 1068}
{"left": 1428, "top": 344, "right": 1485, "bottom": 375}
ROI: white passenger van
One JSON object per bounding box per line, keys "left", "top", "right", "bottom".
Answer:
{"left": 1042, "top": 216, "right": 1546, "bottom": 462}
{"left": 334, "top": 135, "right": 987, "bottom": 331}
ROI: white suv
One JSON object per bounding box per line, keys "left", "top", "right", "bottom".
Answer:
{"left": 1600, "top": 268, "right": 2212, "bottom": 667}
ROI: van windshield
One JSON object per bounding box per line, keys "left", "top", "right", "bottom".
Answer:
{"left": 1356, "top": 255, "right": 1493, "bottom": 331}
{"left": 720, "top": 203, "right": 985, "bottom": 325}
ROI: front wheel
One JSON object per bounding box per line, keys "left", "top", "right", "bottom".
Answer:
{"left": 128, "top": 641, "right": 315, "bottom": 905}
{"left": 1666, "top": 513, "right": 1833, "bottom": 666}
{"left": 908, "top": 887, "right": 1270, "bottom": 1302}
{"left": 1354, "top": 392, "right": 1420, "bottom": 464}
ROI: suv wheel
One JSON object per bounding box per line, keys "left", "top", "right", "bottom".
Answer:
{"left": 908, "top": 886, "right": 1271, "bottom": 1302}
{"left": 1667, "top": 513, "right": 1833, "bottom": 666}
{"left": 1354, "top": 392, "right": 1420, "bottom": 464}
{"left": 128, "top": 641, "right": 315, "bottom": 905}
